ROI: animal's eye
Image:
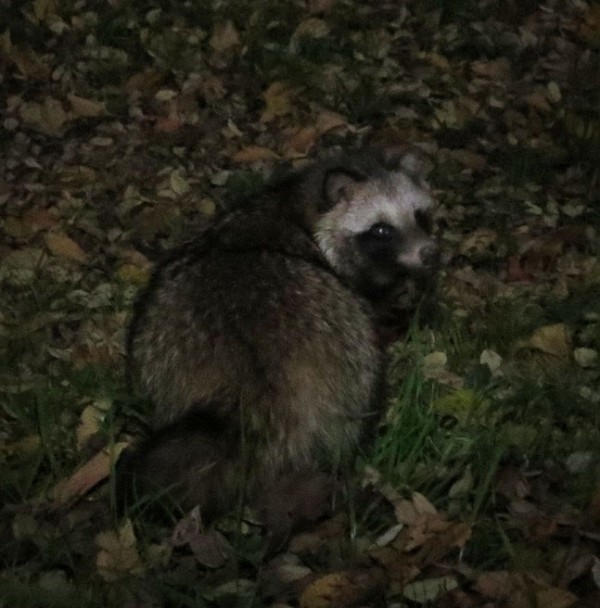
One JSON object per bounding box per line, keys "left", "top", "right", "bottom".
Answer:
{"left": 367, "top": 222, "right": 396, "bottom": 240}
{"left": 414, "top": 210, "right": 432, "bottom": 234}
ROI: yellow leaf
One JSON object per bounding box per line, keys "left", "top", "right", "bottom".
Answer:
{"left": 45, "top": 232, "right": 88, "bottom": 263}
{"left": 116, "top": 263, "right": 150, "bottom": 285}
{"left": 432, "top": 388, "right": 490, "bottom": 424}
{"left": 524, "top": 323, "right": 571, "bottom": 359}
{"left": 96, "top": 519, "right": 145, "bottom": 581}
{"left": 573, "top": 347, "right": 598, "bottom": 368}
{"left": 76, "top": 398, "right": 112, "bottom": 451}
{"left": 169, "top": 170, "right": 191, "bottom": 196}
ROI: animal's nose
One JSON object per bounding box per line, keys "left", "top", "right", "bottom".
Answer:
{"left": 420, "top": 243, "right": 440, "bottom": 268}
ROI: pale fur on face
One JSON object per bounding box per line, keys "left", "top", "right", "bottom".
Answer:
{"left": 315, "top": 169, "right": 435, "bottom": 280}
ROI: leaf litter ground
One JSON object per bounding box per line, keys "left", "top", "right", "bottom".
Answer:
{"left": 0, "top": 1, "right": 599, "bottom": 606}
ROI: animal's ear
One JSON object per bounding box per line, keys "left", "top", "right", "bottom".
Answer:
{"left": 323, "top": 168, "right": 365, "bottom": 206}
{"left": 382, "top": 146, "right": 433, "bottom": 179}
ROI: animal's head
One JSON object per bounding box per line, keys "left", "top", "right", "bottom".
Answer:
{"left": 315, "top": 148, "right": 439, "bottom": 297}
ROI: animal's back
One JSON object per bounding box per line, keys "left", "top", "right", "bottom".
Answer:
{"left": 125, "top": 210, "right": 381, "bottom": 513}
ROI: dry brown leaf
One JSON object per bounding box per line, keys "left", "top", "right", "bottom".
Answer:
{"left": 261, "top": 82, "right": 295, "bottom": 123}
{"left": 52, "top": 441, "right": 129, "bottom": 506}
{"left": 67, "top": 94, "right": 106, "bottom": 118}
{"left": 458, "top": 228, "right": 498, "bottom": 256}
{"left": 124, "top": 68, "right": 165, "bottom": 94}
{"left": 524, "top": 91, "right": 552, "bottom": 113}
{"left": 232, "top": 145, "right": 280, "bottom": 163}
{"left": 534, "top": 586, "right": 578, "bottom": 608}
{"left": 22, "top": 208, "right": 58, "bottom": 230}
{"left": 471, "top": 58, "right": 511, "bottom": 80}
{"left": 315, "top": 110, "right": 348, "bottom": 135}
{"left": 209, "top": 21, "right": 241, "bottom": 54}
{"left": 474, "top": 570, "right": 513, "bottom": 599}
{"left": 299, "top": 568, "right": 386, "bottom": 608}
{"left": 447, "top": 149, "right": 487, "bottom": 170}
{"left": 154, "top": 116, "right": 184, "bottom": 132}
{"left": 189, "top": 531, "right": 233, "bottom": 569}
{"left": 293, "top": 18, "right": 330, "bottom": 40}
{"left": 19, "top": 97, "right": 68, "bottom": 136}
{"left": 45, "top": 232, "right": 88, "bottom": 263}
{"left": 285, "top": 127, "right": 319, "bottom": 157}
{"left": 13, "top": 49, "right": 52, "bottom": 80}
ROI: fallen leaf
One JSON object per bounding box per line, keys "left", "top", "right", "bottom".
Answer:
{"left": 421, "top": 351, "right": 447, "bottom": 379}
{"left": 315, "top": 110, "right": 348, "bottom": 135}
{"left": 116, "top": 263, "right": 151, "bottom": 285}
{"left": 189, "top": 531, "right": 233, "bottom": 569}
{"left": 12, "top": 48, "right": 52, "bottom": 80}
{"left": 458, "top": 227, "right": 498, "bottom": 256}
{"left": 432, "top": 389, "right": 490, "bottom": 425}
{"left": 299, "top": 568, "right": 386, "bottom": 608}
{"left": 474, "top": 570, "right": 513, "bottom": 599}
{"left": 209, "top": 21, "right": 241, "bottom": 54}
{"left": 124, "top": 68, "right": 165, "bottom": 94}
{"left": 154, "top": 115, "right": 184, "bottom": 132}
{"left": 19, "top": 97, "right": 68, "bottom": 136}
{"left": 515, "top": 323, "right": 571, "bottom": 359}
{"left": 22, "top": 208, "right": 58, "bottom": 230}
{"left": 293, "top": 18, "right": 330, "bottom": 40}
{"left": 76, "top": 398, "right": 112, "bottom": 451}
{"left": 261, "top": 82, "right": 295, "bottom": 123}
{"left": 285, "top": 126, "right": 319, "bottom": 156}
{"left": 471, "top": 58, "right": 511, "bottom": 80}
{"left": 534, "top": 586, "right": 578, "bottom": 608}
{"left": 480, "top": 349, "right": 503, "bottom": 375}
{"left": 169, "top": 170, "right": 191, "bottom": 196}
{"left": 448, "top": 149, "right": 487, "bottom": 170}
{"left": 232, "top": 145, "right": 280, "bottom": 163}
{"left": 52, "top": 441, "right": 129, "bottom": 506}
{"left": 403, "top": 576, "right": 459, "bottom": 603}
{"left": 45, "top": 232, "right": 88, "bottom": 264}
{"left": 96, "top": 519, "right": 145, "bottom": 581}
{"left": 573, "top": 347, "right": 598, "bottom": 368}
{"left": 67, "top": 94, "right": 106, "bottom": 118}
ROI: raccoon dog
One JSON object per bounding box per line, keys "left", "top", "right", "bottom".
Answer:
{"left": 120, "top": 148, "right": 439, "bottom": 519}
